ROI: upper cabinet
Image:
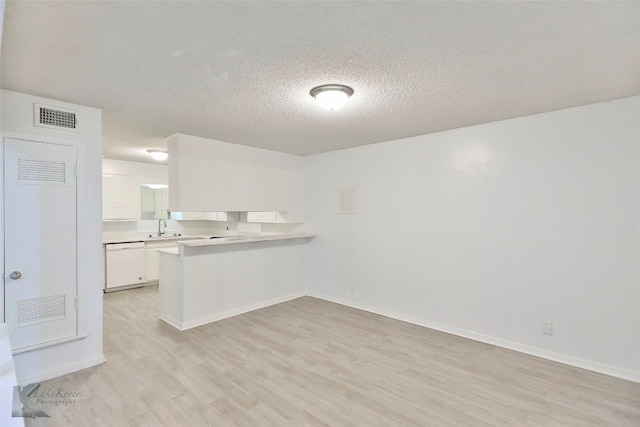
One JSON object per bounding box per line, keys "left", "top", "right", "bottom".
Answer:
{"left": 103, "top": 174, "right": 230, "bottom": 222}
{"left": 103, "top": 175, "right": 141, "bottom": 220}
{"left": 246, "top": 211, "right": 305, "bottom": 223}
{"left": 103, "top": 159, "right": 171, "bottom": 222}
{"left": 247, "top": 211, "right": 278, "bottom": 223}
{"left": 167, "top": 134, "right": 304, "bottom": 222}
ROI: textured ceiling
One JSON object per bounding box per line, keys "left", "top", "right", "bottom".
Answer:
{"left": 1, "top": 1, "right": 639, "bottom": 164}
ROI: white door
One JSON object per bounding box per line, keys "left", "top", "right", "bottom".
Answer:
{"left": 4, "top": 138, "right": 78, "bottom": 350}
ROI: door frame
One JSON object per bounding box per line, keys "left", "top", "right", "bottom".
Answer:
{"left": 0, "top": 131, "right": 89, "bottom": 351}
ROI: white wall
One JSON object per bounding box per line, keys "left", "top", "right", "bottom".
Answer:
{"left": 304, "top": 96, "right": 640, "bottom": 381}
{"left": 1, "top": 90, "right": 104, "bottom": 383}
{"left": 0, "top": 1, "right": 5, "bottom": 358}
{"left": 0, "top": 1, "right": 5, "bottom": 54}
{"left": 103, "top": 158, "right": 169, "bottom": 182}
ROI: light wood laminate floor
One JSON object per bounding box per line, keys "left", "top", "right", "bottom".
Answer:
{"left": 25, "top": 286, "right": 640, "bottom": 426}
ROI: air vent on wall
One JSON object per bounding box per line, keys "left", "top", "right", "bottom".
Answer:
{"left": 18, "top": 158, "right": 66, "bottom": 184}
{"left": 33, "top": 103, "right": 78, "bottom": 132}
{"left": 17, "top": 294, "right": 66, "bottom": 326}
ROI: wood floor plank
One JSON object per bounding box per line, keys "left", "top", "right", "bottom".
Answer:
{"left": 22, "top": 285, "right": 640, "bottom": 426}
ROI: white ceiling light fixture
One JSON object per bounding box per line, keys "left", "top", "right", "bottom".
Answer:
{"left": 147, "top": 149, "right": 168, "bottom": 161}
{"left": 310, "top": 84, "right": 354, "bottom": 110}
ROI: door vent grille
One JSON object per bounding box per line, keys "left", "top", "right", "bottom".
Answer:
{"left": 34, "top": 103, "right": 78, "bottom": 132}
{"left": 17, "top": 294, "right": 66, "bottom": 326}
{"left": 18, "top": 159, "right": 66, "bottom": 184}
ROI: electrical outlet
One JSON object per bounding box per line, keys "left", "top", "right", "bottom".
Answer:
{"left": 542, "top": 322, "right": 553, "bottom": 336}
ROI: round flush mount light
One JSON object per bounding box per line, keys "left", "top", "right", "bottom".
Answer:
{"left": 147, "top": 149, "right": 168, "bottom": 161}
{"left": 310, "top": 84, "right": 354, "bottom": 110}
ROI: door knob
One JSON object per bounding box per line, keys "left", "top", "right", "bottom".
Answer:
{"left": 9, "top": 271, "right": 22, "bottom": 280}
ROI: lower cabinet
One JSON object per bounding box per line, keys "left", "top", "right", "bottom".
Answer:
{"left": 105, "top": 239, "right": 182, "bottom": 291}
{"left": 145, "top": 241, "right": 179, "bottom": 282}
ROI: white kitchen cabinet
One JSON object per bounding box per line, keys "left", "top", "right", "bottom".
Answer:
{"left": 145, "top": 240, "right": 178, "bottom": 282}
{"left": 170, "top": 211, "right": 227, "bottom": 221}
{"left": 167, "top": 134, "right": 304, "bottom": 219}
{"left": 103, "top": 175, "right": 141, "bottom": 220}
{"left": 247, "top": 211, "right": 282, "bottom": 223}
{"left": 210, "top": 211, "right": 228, "bottom": 221}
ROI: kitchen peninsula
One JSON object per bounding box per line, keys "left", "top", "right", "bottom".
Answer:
{"left": 158, "top": 232, "right": 314, "bottom": 330}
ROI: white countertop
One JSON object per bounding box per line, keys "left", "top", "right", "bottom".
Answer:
{"left": 103, "top": 234, "right": 208, "bottom": 244}
{"left": 179, "top": 232, "right": 315, "bottom": 247}
{"left": 108, "top": 232, "right": 315, "bottom": 247}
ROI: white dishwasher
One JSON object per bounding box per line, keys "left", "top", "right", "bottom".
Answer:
{"left": 105, "top": 242, "right": 146, "bottom": 291}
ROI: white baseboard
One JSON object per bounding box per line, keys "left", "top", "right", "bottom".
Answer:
{"left": 158, "top": 314, "right": 185, "bottom": 331}
{"left": 16, "top": 354, "right": 105, "bottom": 385}
{"left": 164, "top": 291, "right": 307, "bottom": 331}
{"left": 17, "top": 291, "right": 638, "bottom": 385}
{"left": 308, "top": 292, "right": 640, "bottom": 384}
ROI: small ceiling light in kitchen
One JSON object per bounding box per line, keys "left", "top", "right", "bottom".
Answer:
{"left": 310, "top": 84, "right": 354, "bottom": 110}
{"left": 147, "top": 149, "right": 168, "bottom": 161}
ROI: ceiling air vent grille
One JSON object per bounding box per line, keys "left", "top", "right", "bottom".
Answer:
{"left": 33, "top": 103, "right": 79, "bottom": 132}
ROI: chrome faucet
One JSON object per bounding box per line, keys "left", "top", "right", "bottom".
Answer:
{"left": 157, "top": 218, "right": 167, "bottom": 237}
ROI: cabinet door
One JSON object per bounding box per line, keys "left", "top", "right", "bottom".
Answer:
{"left": 259, "top": 211, "right": 278, "bottom": 222}
{"left": 171, "top": 211, "right": 227, "bottom": 221}
{"left": 103, "top": 176, "right": 141, "bottom": 220}
{"left": 145, "top": 242, "right": 178, "bottom": 282}
{"left": 102, "top": 176, "right": 121, "bottom": 219}
{"left": 146, "top": 247, "right": 159, "bottom": 282}
{"left": 145, "top": 247, "right": 161, "bottom": 282}
{"left": 205, "top": 212, "right": 227, "bottom": 221}
{"left": 247, "top": 211, "right": 279, "bottom": 222}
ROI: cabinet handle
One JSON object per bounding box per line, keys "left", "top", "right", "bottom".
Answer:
{"left": 9, "top": 271, "right": 22, "bottom": 280}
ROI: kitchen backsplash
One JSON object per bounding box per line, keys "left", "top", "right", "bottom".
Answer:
{"left": 102, "top": 219, "right": 228, "bottom": 236}
{"left": 102, "top": 218, "right": 305, "bottom": 240}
